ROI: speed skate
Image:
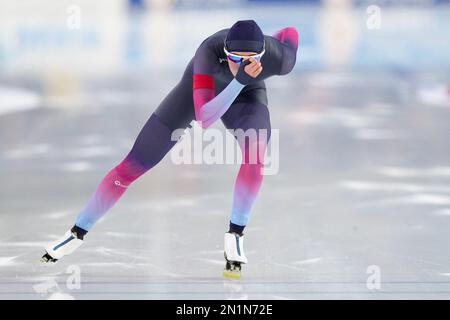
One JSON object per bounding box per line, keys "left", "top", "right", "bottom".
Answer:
{"left": 223, "top": 232, "right": 248, "bottom": 279}
{"left": 40, "top": 227, "right": 84, "bottom": 263}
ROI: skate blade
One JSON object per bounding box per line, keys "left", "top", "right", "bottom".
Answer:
{"left": 39, "top": 257, "right": 56, "bottom": 264}
{"left": 35, "top": 258, "right": 57, "bottom": 267}
{"left": 223, "top": 270, "right": 241, "bottom": 280}
{"left": 39, "top": 253, "right": 58, "bottom": 264}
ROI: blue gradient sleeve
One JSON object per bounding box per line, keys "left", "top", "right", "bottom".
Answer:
{"left": 197, "top": 79, "right": 245, "bottom": 128}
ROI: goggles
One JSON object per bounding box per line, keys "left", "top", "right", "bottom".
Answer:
{"left": 223, "top": 44, "right": 265, "bottom": 65}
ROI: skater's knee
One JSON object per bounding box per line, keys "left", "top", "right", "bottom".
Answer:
{"left": 240, "top": 139, "right": 267, "bottom": 166}
{"left": 240, "top": 162, "right": 264, "bottom": 185}
{"left": 239, "top": 139, "right": 265, "bottom": 184}
{"left": 235, "top": 129, "right": 269, "bottom": 166}
{"left": 114, "top": 154, "right": 149, "bottom": 185}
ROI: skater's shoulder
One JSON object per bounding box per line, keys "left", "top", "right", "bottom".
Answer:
{"left": 199, "top": 29, "right": 229, "bottom": 48}
{"left": 209, "top": 28, "right": 230, "bottom": 40}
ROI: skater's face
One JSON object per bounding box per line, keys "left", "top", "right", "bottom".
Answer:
{"left": 227, "top": 51, "right": 262, "bottom": 77}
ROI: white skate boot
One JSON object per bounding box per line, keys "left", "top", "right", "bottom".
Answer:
{"left": 41, "top": 227, "right": 84, "bottom": 263}
{"left": 223, "top": 232, "right": 248, "bottom": 279}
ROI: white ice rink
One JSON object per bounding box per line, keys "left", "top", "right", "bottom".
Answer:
{"left": 1, "top": 1, "right": 450, "bottom": 299}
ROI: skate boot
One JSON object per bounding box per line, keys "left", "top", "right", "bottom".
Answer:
{"left": 40, "top": 226, "right": 85, "bottom": 263}
{"left": 223, "top": 232, "right": 248, "bottom": 280}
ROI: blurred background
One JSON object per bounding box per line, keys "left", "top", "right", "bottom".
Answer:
{"left": 1, "top": 0, "right": 450, "bottom": 299}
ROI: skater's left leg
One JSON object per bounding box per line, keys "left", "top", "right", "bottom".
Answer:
{"left": 42, "top": 59, "right": 196, "bottom": 262}
{"left": 222, "top": 101, "right": 271, "bottom": 234}
{"left": 43, "top": 114, "right": 179, "bottom": 261}
{"left": 221, "top": 101, "right": 270, "bottom": 276}
{"left": 75, "top": 114, "right": 177, "bottom": 231}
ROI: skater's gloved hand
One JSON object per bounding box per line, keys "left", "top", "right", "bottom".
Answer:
{"left": 235, "top": 57, "right": 263, "bottom": 85}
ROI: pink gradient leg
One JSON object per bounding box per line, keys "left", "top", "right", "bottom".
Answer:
{"left": 230, "top": 137, "right": 267, "bottom": 227}
{"left": 75, "top": 155, "right": 147, "bottom": 231}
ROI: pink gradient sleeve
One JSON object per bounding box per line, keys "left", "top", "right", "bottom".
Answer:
{"left": 272, "top": 27, "right": 299, "bottom": 75}
{"left": 273, "top": 27, "right": 299, "bottom": 49}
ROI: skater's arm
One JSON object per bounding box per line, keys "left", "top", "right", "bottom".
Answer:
{"left": 193, "top": 77, "right": 244, "bottom": 129}
{"left": 193, "top": 45, "right": 244, "bottom": 129}
{"left": 271, "top": 27, "right": 299, "bottom": 75}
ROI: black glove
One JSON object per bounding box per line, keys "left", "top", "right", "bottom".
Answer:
{"left": 235, "top": 60, "right": 258, "bottom": 85}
